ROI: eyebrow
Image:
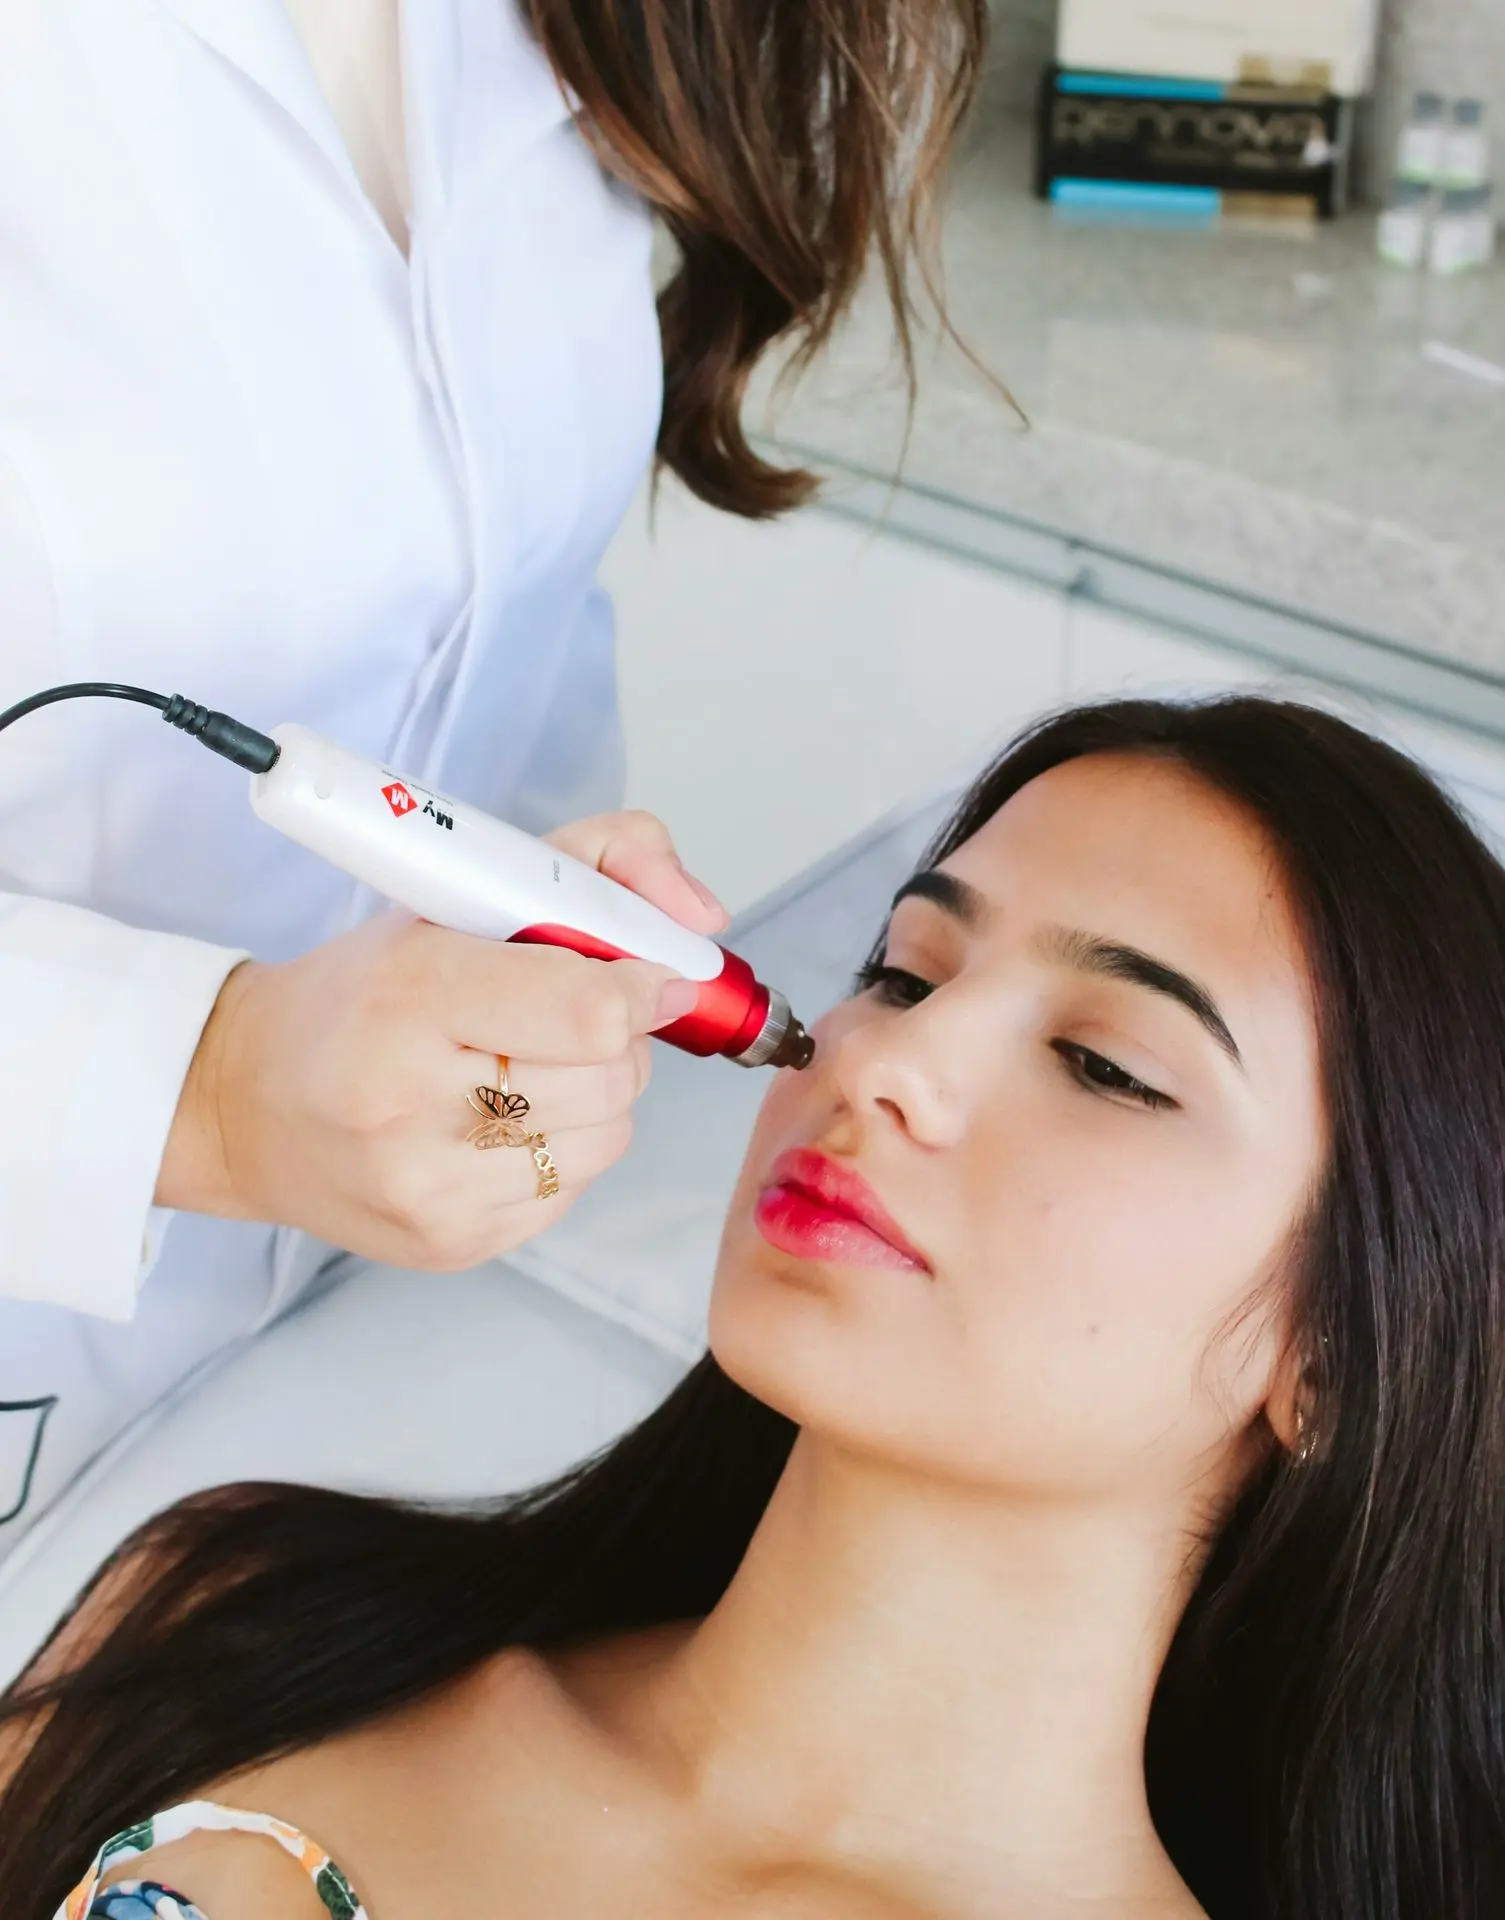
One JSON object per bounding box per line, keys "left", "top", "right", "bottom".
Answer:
{"left": 890, "top": 870, "right": 989, "bottom": 927}
{"left": 1040, "top": 926, "right": 1244, "bottom": 1068}
{"left": 889, "top": 873, "right": 1243, "bottom": 1069}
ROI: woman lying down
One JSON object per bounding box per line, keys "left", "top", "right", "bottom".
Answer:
{"left": 5, "top": 696, "right": 1505, "bottom": 1920}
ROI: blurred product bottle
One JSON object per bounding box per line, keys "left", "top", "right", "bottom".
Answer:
{"left": 1427, "top": 184, "right": 1496, "bottom": 274}
{"left": 1377, "top": 178, "right": 1432, "bottom": 267}
{"left": 1397, "top": 90, "right": 1447, "bottom": 184}
{"left": 1441, "top": 99, "right": 1490, "bottom": 190}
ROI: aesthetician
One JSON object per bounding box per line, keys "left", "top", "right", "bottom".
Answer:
{"left": 0, "top": 0, "right": 983, "bottom": 1563}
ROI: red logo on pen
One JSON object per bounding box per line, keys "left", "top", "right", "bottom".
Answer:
{"left": 381, "top": 781, "right": 416, "bottom": 818}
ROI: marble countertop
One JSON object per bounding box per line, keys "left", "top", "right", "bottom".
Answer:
{"left": 753, "top": 104, "right": 1505, "bottom": 676}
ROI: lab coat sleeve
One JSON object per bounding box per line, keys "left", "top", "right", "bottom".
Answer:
{"left": 0, "top": 896, "right": 248, "bottom": 1323}
{"left": 0, "top": 452, "right": 249, "bottom": 1321}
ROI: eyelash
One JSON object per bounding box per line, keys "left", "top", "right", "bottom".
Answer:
{"left": 857, "top": 962, "right": 934, "bottom": 1010}
{"left": 855, "top": 963, "right": 1176, "bottom": 1113}
{"left": 1049, "top": 1041, "right": 1174, "bottom": 1112}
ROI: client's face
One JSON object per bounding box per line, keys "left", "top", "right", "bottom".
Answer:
{"left": 710, "top": 752, "right": 1326, "bottom": 1503}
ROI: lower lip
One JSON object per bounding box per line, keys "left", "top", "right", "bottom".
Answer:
{"left": 754, "top": 1184, "right": 927, "bottom": 1273}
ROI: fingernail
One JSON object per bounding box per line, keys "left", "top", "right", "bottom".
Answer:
{"left": 676, "top": 858, "right": 726, "bottom": 921}
{"left": 653, "top": 977, "right": 701, "bottom": 1028}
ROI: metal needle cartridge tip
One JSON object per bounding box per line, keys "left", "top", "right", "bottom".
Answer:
{"left": 769, "top": 1016, "right": 816, "bottom": 1071}
{"left": 731, "top": 990, "right": 817, "bottom": 1071}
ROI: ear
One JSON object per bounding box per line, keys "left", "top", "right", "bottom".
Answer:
{"left": 1263, "top": 1340, "right": 1308, "bottom": 1455}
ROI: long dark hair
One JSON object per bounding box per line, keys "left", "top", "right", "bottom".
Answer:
{"left": 525, "top": 0, "right": 989, "bottom": 516}
{"left": 8, "top": 697, "right": 1505, "bottom": 1917}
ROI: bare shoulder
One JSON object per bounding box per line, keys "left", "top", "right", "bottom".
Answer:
{"left": 96, "top": 1830, "right": 328, "bottom": 1920}
{"left": 395, "top": 1642, "right": 589, "bottom": 1789}
{"left": 443, "top": 1624, "right": 693, "bottom": 1764}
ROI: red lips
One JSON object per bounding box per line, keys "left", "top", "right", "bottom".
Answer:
{"left": 754, "top": 1147, "right": 931, "bottom": 1274}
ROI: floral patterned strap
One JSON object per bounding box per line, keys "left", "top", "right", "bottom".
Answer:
{"left": 58, "top": 1801, "right": 367, "bottom": 1920}
{"left": 85, "top": 1884, "right": 209, "bottom": 1920}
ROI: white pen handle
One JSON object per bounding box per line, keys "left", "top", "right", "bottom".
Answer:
{"left": 249, "top": 726, "right": 724, "bottom": 981}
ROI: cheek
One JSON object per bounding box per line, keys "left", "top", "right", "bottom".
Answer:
{"left": 709, "top": 999, "right": 1315, "bottom": 1495}
{"left": 943, "top": 1110, "right": 1303, "bottom": 1477}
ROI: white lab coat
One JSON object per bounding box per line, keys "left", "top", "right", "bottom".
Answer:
{"left": 0, "top": 0, "right": 661, "bottom": 1561}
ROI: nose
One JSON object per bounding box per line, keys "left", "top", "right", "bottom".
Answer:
{"left": 824, "top": 994, "right": 969, "bottom": 1152}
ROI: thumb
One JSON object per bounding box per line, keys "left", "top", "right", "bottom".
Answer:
{"left": 548, "top": 808, "right": 728, "bottom": 934}
{"left": 607, "top": 956, "right": 704, "bottom": 1036}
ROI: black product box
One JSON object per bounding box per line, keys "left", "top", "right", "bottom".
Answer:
{"left": 1035, "top": 65, "right": 1354, "bottom": 218}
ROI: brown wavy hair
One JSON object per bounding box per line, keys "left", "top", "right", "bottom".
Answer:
{"left": 526, "top": 0, "right": 989, "bottom": 516}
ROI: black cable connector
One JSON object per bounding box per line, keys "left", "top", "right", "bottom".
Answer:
{"left": 160, "top": 694, "right": 281, "bottom": 773}
{"left": 0, "top": 683, "right": 280, "bottom": 774}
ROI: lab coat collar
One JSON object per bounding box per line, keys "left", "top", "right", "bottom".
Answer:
{"left": 449, "top": 0, "right": 577, "bottom": 195}
{"left": 151, "top": 0, "right": 363, "bottom": 195}
{"left": 153, "top": 0, "right": 576, "bottom": 230}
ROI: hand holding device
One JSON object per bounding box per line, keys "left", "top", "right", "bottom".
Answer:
{"left": 0, "top": 687, "right": 815, "bottom": 1270}
{"left": 156, "top": 809, "right": 714, "bottom": 1269}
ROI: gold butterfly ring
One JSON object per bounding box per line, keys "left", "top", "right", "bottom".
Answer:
{"left": 466, "top": 1057, "right": 560, "bottom": 1200}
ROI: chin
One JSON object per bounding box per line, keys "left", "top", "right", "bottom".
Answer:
{"left": 708, "top": 1208, "right": 837, "bottom": 1418}
{"left": 706, "top": 1204, "right": 919, "bottom": 1446}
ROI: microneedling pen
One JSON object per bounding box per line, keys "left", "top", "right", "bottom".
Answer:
{"left": 251, "top": 727, "right": 817, "bottom": 1071}
{"left": 0, "top": 689, "right": 816, "bottom": 1071}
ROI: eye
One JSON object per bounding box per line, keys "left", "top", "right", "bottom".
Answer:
{"left": 1052, "top": 1040, "right": 1175, "bottom": 1112}
{"left": 855, "top": 962, "right": 936, "bottom": 1010}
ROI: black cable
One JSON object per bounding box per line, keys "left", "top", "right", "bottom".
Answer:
{"left": 0, "top": 682, "right": 280, "bottom": 773}
{"left": 0, "top": 682, "right": 169, "bottom": 730}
